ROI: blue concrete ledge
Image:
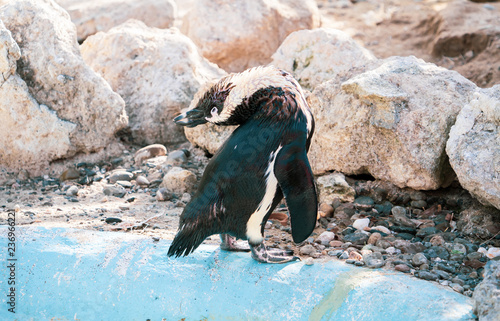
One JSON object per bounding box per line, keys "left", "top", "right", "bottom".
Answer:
{"left": 0, "top": 227, "right": 475, "bottom": 321}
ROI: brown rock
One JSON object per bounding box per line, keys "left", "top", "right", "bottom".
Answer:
{"left": 368, "top": 232, "right": 382, "bottom": 245}
{"left": 134, "top": 144, "right": 167, "bottom": 165}
{"left": 319, "top": 203, "right": 335, "bottom": 218}
{"left": 395, "top": 264, "right": 410, "bottom": 273}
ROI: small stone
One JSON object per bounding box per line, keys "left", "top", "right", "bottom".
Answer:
{"left": 429, "top": 235, "right": 445, "bottom": 246}
{"left": 395, "top": 264, "right": 410, "bottom": 273}
{"left": 136, "top": 175, "right": 150, "bottom": 186}
{"left": 135, "top": 144, "right": 167, "bottom": 165}
{"left": 103, "top": 185, "right": 126, "bottom": 198}
{"left": 368, "top": 232, "right": 382, "bottom": 245}
{"left": 328, "top": 249, "right": 343, "bottom": 257}
{"left": 316, "top": 231, "right": 336, "bottom": 246}
{"left": 363, "top": 252, "right": 385, "bottom": 268}
{"left": 412, "top": 253, "right": 428, "bottom": 266}
{"left": 161, "top": 167, "right": 197, "bottom": 194}
{"left": 343, "top": 231, "right": 369, "bottom": 245}
{"left": 329, "top": 240, "right": 344, "bottom": 248}
{"left": 116, "top": 180, "right": 132, "bottom": 188}
{"left": 385, "top": 246, "right": 397, "bottom": 255}
{"left": 319, "top": 203, "right": 334, "bottom": 217}
{"left": 372, "top": 225, "right": 391, "bottom": 235}
{"left": 449, "top": 243, "right": 467, "bottom": 261}
{"left": 65, "top": 185, "right": 79, "bottom": 196}
{"left": 354, "top": 196, "right": 374, "bottom": 208}
{"left": 416, "top": 226, "right": 440, "bottom": 238}
{"left": 376, "top": 239, "right": 392, "bottom": 249}
{"left": 105, "top": 217, "right": 122, "bottom": 224}
{"left": 424, "top": 246, "right": 450, "bottom": 260}
{"left": 299, "top": 244, "right": 316, "bottom": 256}
{"left": 352, "top": 218, "right": 370, "bottom": 230}
{"left": 158, "top": 187, "right": 174, "bottom": 201}
{"left": 450, "top": 283, "right": 464, "bottom": 294}
{"left": 410, "top": 200, "right": 427, "bottom": 209}
{"left": 60, "top": 168, "right": 80, "bottom": 181}
{"left": 181, "top": 193, "right": 192, "bottom": 203}
{"left": 374, "top": 201, "right": 393, "bottom": 215}
{"left": 434, "top": 270, "right": 450, "bottom": 280}
{"left": 420, "top": 263, "right": 429, "bottom": 270}
{"left": 417, "top": 271, "right": 438, "bottom": 281}
{"left": 339, "top": 251, "right": 349, "bottom": 259}
{"left": 486, "top": 247, "right": 500, "bottom": 259}
{"left": 469, "top": 271, "right": 478, "bottom": 279}
{"left": 166, "top": 150, "right": 188, "bottom": 165}
{"left": 108, "top": 171, "right": 134, "bottom": 183}
{"left": 349, "top": 251, "right": 363, "bottom": 261}
{"left": 391, "top": 206, "right": 416, "bottom": 228}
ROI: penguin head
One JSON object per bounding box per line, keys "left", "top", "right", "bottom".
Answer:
{"left": 174, "top": 66, "right": 301, "bottom": 127}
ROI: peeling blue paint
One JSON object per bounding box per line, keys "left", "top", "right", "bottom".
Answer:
{"left": 0, "top": 227, "right": 475, "bottom": 320}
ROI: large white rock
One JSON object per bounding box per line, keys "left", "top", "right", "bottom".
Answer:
{"left": 307, "top": 56, "right": 477, "bottom": 190}
{"left": 0, "top": 0, "right": 127, "bottom": 174}
{"left": 182, "top": 0, "right": 320, "bottom": 72}
{"left": 55, "top": 0, "right": 177, "bottom": 42}
{"left": 81, "top": 20, "right": 226, "bottom": 145}
{"left": 446, "top": 86, "right": 500, "bottom": 209}
{"left": 271, "top": 28, "right": 377, "bottom": 90}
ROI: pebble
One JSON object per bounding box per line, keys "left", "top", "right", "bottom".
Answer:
{"left": 303, "top": 257, "right": 314, "bottom": 266}
{"left": 339, "top": 251, "right": 349, "bottom": 260}
{"left": 368, "top": 232, "right": 382, "bottom": 245}
{"left": 134, "top": 144, "right": 167, "bottom": 165}
{"left": 449, "top": 243, "right": 467, "bottom": 261}
{"left": 299, "top": 244, "right": 316, "bottom": 256}
{"left": 65, "top": 185, "right": 79, "bottom": 196}
{"left": 434, "top": 270, "right": 450, "bottom": 280}
{"left": 416, "top": 227, "right": 440, "bottom": 238}
{"left": 352, "top": 218, "right": 370, "bottom": 230}
{"left": 385, "top": 247, "right": 397, "bottom": 255}
{"left": 395, "top": 264, "right": 410, "bottom": 273}
{"left": 429, "top": 235, "right": 445, "bottom": 246}
{"left": 116, "top": 180, "right": 132, "bottom": 188}
{"left": 108, "top": 171, "right": 134, "bottom": 184}
{"left": 328, "top": 250, "right": 343, "bottom": 257}
{"left": 60, "top": 168, "right": 80, "bottom": 181}
{"left": 417, "top": 271, "right": 438, "bottom": 281}
{"left": 319, "top": 203, "right": 334, "bottom": 217}
{"left": 136, "top": 175, "right": 150, "bottom": 186}
{"left": 105, "top": 217, "right": 122, "bottom": 224}
{"left": 349, "top": 251, "right": 363, "bottom": 261}
{"left": 363, "top": 252, "right": 385, "bottom": 268}
{"left": 424, "top": 246, "right": 450, "bottom": 260}
{"left": 103, "top": 185, "right": 126, "bottom": 198}
{"left": 410, "top": 200, "right": 427, "bottom": 208}
{"left": 329, "top": 240, "right": 344, "bottom": 248}
{"left": 450, "top": 283, "right": 464, "bottom": 294}
{"left": 180, "top": 193, "right": 192, "bottom": 203}
{"left": 342, "top": 231, "right": 369, "bottom": 245}
{"left": 372, "top": 225, "right": 391, "bottom": 235}
{"left": 166, "top": 150, "right": 188, "bottom": 165}
{"left": 316, "top": 231, "right": 336, "bottom": 245}
{"left": 412, "top": 253, "right": 428, "bottom": 266}
{"left": 156, "top": 188, "right": 172, "bottom": 201}
{"left": 391, "top": 206, "right": 416, "bottom": 228}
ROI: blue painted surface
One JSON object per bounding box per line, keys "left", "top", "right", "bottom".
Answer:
{"left": 0, "top": 227, "right": 475, "bottom": 321}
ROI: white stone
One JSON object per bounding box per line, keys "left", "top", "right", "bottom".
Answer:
{"left": 316, "top": 231, "right": 335, "bottom": 245}
{"left": 372, "top": 226, "right": 391, "bottom": 235}
{"left": 56, "top": 0, "right": 177, "bottom": 42}
{"left": 272, "top": 28, "right": 377, "bottom": 90}
{"left": 353, "top": 218, "right": 370, "bottom": 231}
{"left": 181, "top": 0, "right": 320, "bottom": 72}
{"left": 446, "top": 86, "right": 500, "bottom": 210}
{"left": 81, "top": 20, "right": 225, "bottom": 145}
{"left": 0, "top": 1, "right": 127, "bottom": 175}
{"left": 307, "top": 56, "right": 477, "bottom": 189}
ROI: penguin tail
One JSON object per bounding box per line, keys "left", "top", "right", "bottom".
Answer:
{"left": 167, "top": 222, "right": 209, "bottom": 258}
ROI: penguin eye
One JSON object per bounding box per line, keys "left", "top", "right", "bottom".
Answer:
{"left": 211, "top": 107, "right": 218, "bottom": 116}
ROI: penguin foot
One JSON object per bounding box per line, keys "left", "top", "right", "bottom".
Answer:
{"left": 250, "top": 243, "right": 299, "bottom": 264}
{"left": 220, "top": 234, "right": 251, "bottom": 252}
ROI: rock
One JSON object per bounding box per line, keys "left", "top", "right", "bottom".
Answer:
{"left": 60, "top": 168, "right": 80, "bottom": 181}
{"left": 184, "top": 122, "right": 236, "bottom": 156}
{"left": 363, "top": 252, "right": 385, "bottom": 268}
{"left": 385, "top": 247, "right": 397, "bottom": 255}
{"left": 65, "top": 185, "right": 79, "bottom": 196}
{"left": 416, "top": 227, "right": 440, "bottom": 238}
{"left": 108, "top": 171, "right": 134, "bottom": 184}
{"left": 473, "top": 261, "right": 500, "bottom": 321}
{"left": 160, "top": 167, "right": 197, "bottom": 194}
{"left": 367, "top": 232, "right": 382, "bottom": 246}
{"left": 81, "top": 20, "right": 225, "bottom": 145}
{"left": 316, "top": 172, "right": 355, "bottom": 204}
{"left": 307, "top": 56, "right": 476, "bottom": 189}
{"left": 457, "top": 205, "right": 500, "bottom": 239}
{"left": 180, "top": 193, "right": 192, "bottom": 204}
{"left": 434, "top": 270, "right": 450, "bottom": 280}
{"left": 451, "top": 283, "right": 465, "bottom": 294}
{"left": 103, "top": 185, "right": 126, "bottom": 198}
{"left": 166, "top": 150, "right": 188, "bottom": 166}
{"left": 339, "top": 251, "right": 349, "bottom": 260}
{"left": 105, "top": 217, "right": 122, "bottom": 224}
{"left": 135, "top": 175, "right": 150, "bottom": 186}
{"left": 329, "top": 241, "right": 344, "bottom": 248}
{"left": 342, "top": 231, "right": 369, "bottom": 245}
{"left": 299, "top": 244, "right": 316, "bottom": 256}
{"left": 319, "top": 203, "right": 335, "bottom": 218}
{"left": 391, "top": 206, "right": 416, "bottom": 228}
{"left": 56, "top": 0, "right": 177, "bottom": 42}
{"left": 134, "top": 144, "right": 167, "bottom": 165}
{"left": 429, "top": 235, "right": 445, "bottom": 246}
{"left": 395, "top": 264, "right": 410, "bottom": 273}
{"left": 449, "top": 243, "right": 467, "bottom": 261}
{"left": 316, "top": 231, "right": 335, "bottom": 246}
{"left": 423, "top": 246, "right": 450, "bottom": 260}
{"left": 271, "top": 28, "right": 377, "bottom": 90}
{"left": 348, "top": 251, "right": 363, "bottom": 261}
{"left": 417, "top": 271, "right": 438, "bottom": 281}
{"left": 116, "top": 180, "right": 132, "bottom": 188}
{"left": 372, "top": 226, "right": 391, "bottom": 235}
{"left": 412, "top": 253, "right": 428, "bottom": 266}
{"left": 352, "top": 218, "right": 370, "bottom": 231}
{"left": 0, "top": 0, "right": 127, "bottom": 175}
{"left": 156, "top": 188, "right": 173, "bottom": 202}
{"left": 446, "top": 86, "right": 500, "bottom": 210}
{"left": 182, "top": 0, "right": 320, "bottom": 72}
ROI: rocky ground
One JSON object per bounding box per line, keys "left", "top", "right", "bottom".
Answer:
{"left": 0, "top": 0, "right": 500, "bottom": 318}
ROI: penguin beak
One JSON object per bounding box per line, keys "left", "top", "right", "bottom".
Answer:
{"left": 174, "top": 109, "right": 207, "bottom": 128}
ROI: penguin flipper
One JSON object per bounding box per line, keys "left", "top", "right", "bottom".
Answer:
{"left": 274, "top": 140, "right": 317, "bottom": 244}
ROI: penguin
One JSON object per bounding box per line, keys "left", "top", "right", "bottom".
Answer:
{"left": 168, "top": 66, "right": 317, "bottom": 263}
